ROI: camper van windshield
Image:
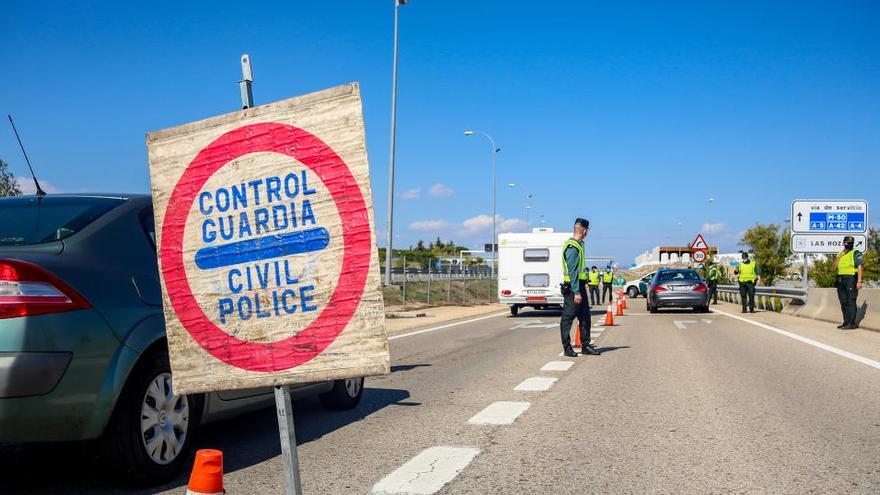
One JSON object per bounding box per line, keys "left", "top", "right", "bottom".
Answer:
{"left": 523, "top": 248, "right": 550, "bottom": 262}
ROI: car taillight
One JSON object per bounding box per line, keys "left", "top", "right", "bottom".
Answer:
{"left": 501, "top": 290, "right": 512, "bottom": 296}
{"left": 0, "top": 259, "right": 91, "bottom": 319}
{"left": 693, "top": 284, "right": 708, "bottom": 292}
{"left": 653, "top": 285, "right": 668, "bottom": 293}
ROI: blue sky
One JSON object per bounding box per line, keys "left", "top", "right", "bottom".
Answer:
{"left": 2, "top": 1, "right": 878, "bottom": 263}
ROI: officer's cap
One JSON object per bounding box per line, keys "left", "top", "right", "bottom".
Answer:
{"left": 843, "top": 235, "right": 855, "bottom": 243}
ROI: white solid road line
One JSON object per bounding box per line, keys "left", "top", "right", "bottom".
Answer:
{"left": 541, "top": 361, "right": 574, "bottom": 371}
{"left": 468, "top": 401, "right": 532, "bottom": 425}
{"left": 514, "top": 376, "right": 558, "bottom": 391}
{"left": 372, "top": 446, "right": 480, "bottom": 495}
{"left": 714, "top": 308, "right": 880, "bottom": 371}
{"left": 388, "top": 312, "right": 507, "bottom": 341}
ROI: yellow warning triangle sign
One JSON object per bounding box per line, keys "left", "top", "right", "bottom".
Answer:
{"left": 690, "top": 234, "right": 709, "bottom": 250}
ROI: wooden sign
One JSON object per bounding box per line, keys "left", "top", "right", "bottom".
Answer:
{"left": 146, "top": 83, "right": 388, "bottom": 395}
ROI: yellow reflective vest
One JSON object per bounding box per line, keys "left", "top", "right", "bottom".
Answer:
{"left": 838, "top": 250, "right": 857, "bottom": 276}
{"left": 588, "top": 271, "right": 600, "bottom": 285}
{"left": 738, "top": 261, "right": 757, "bottom": 283}
{"left": 603, "top": 271, "right": 613, "bottom": 283}
{"left": 562, "top": 239, "right": 587, "bottom": 282}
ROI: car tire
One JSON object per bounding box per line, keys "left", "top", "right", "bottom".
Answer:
{"left": 319, "top": 377, "right": 364, "bottom": 410}
{"left": 101, "top": 346, "right": 203, "bottom": 486}
{"left": 648, "top": 301, "right": 658, "bottom": 314}
{"left": 627, "top": 287, "right": 639, "bottom": 299}
{"left": 510, "top": 305, "right": 519, "bottom": 316}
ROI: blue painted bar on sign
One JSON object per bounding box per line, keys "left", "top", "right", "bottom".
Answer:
{"left": 195, "top": 227, "right": 331, "bottom": 270}
{"left": 808, "top": 212, "right": 865, "bottom": 232}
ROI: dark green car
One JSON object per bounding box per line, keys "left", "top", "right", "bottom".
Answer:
{"left": 0, "top": 194, "right": 364, "bottom": 484}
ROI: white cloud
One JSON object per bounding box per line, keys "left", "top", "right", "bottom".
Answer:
{"left": 461, "top": 214, "right": 527, "bottom": 234}
{"left": 16, "top": 177, "right": 61, "bottom": 194}
{"left": 499, "top": 218, "right": 528, "bottom": 232}
{"left": 702, "top": 223, "right": 727, "bottom": 235}
{"left": 462, "top": 214, "right": 495, "bottom": 233}
{"left": 428, "top": 183, "right": 454, "bottom": 198}
{"left": 398, "top": 188, "right": 421, "bottom": 200}
{"left": 409, "top": 220, "right": 449, "bottom": 232}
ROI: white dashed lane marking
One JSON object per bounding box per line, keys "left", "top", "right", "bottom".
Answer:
{"left": 372, "top": 446, "right": 480, "bottom": 495}
{"left": 541, "top": 361, "right": 574, "bottom": 371}
{"left": 388, "top": 312, "right": 507, "bottom": 341}
{"left": 467, "top": 401, "right": 531, "bottom": 425}
{"left": 514, "top": 376, "right": 558, "bottom": 391}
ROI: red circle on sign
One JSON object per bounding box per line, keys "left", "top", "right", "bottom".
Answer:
{"left": 161, "top": 122, "right": 371, "bottom": 372}
{"left": 693, "top": 250, "right": 706, "bottom": 262}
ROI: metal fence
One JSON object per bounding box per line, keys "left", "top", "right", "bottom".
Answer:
{"left": 381, "top": 266, "right": 496, "bottom": 308}
{"left": 715, "top": 285, "right": 808, "bottom": 311}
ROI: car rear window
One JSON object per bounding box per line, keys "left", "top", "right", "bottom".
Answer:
{"left": 0, "top": 196, "right": 125, "bottom": 246}
{"left": 656, "top": 270, "right": 701, "bottom": 282}
{"left": 523, "top": 273, "right": 550, "bottom": 287}
{"left": 523, "top": 248, "right": 550, "bottom": 262}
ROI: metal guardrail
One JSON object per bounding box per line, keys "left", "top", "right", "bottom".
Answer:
{"left": 715, "top": 285, "right": 808, "bottom": 311}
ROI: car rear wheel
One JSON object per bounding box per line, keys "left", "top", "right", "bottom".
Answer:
{"left": 320, "top": 377, "right": 364, "bottom": 410}
{"left": 510, "top": 305, "right": 519, "bottom": 316}
{"left": 627, "top": 287, "right": 639, "bottom": 299}
{"left": 648, "top": 301, "right": 658, "bottom": 314}
{"left": 101, "top": 347, "right": 202, "bottom": 485}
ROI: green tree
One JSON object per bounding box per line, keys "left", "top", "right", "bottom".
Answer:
{"left": 809, "top": 255, "right": 837, "bottom": 288}
{"left": 860, "top": 227, "right": 879, "bottom": 283}
{"left": 739, "top": 223, "right": 791, "bottom": 285}
{"left": 0, "top": 159, "right": 22, "bottom": 197}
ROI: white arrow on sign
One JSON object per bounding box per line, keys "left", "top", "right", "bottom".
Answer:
{"left": 674, "top": 320, "right": 714, "bottom": 329}
{"left": 512, "top": 320, "right": 559, "bottom": 329}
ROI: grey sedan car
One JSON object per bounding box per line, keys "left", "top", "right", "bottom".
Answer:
{"left": 0, "top": 194, "right": 364, "bottom": 484}
{"left": 646, "top": 268, "right": 710, "bottom": 313}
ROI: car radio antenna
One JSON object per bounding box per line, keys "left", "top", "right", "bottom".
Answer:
{"left": 7, "top": 114, "right": 47, "bottom": 196}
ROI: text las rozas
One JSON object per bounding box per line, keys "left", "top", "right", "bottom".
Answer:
{"left": 195, "top": 170, "right": 323, "bottom": 324}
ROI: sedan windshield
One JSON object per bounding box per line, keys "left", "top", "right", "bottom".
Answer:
{"left": 0, "top": 196, "right": 125, "bottom": 246}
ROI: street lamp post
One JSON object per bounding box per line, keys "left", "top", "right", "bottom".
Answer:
{"left": 384, "top": 0, "right": 407, "bottom": 286}
{"left": 465, "top": 130, "right": 499, "bottom": 298}
{"left": 508, "top": 183, "right": 533, "bottom": 232}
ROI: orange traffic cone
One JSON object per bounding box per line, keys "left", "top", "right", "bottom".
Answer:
{"left": 573, "top": 323, "right": 582, "bottom": 349}
{"left": 621, "top": 296, "right": 628, "bottom": 310}
{"left": 603, "top": 304, "right": 615, "bottom": 326}
{"left": 187, "top": 449, "right": 224, "bottom": 495}
{"left": 615, "top": 300, "right": 624, "bottom": 316}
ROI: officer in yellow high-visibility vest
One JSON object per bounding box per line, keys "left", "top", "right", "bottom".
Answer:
{"left": 706, "top": 261, "right": 720, "bottom": 305}
{"left": 588, "top": 266, "right": 601, "bottom": 306}
{"left": 734, "top": 252, "right": 761, "bottom": 313}
{"left": 833, "top": 236, "right": 864, "bottom": 330}
{"left": 559, "top": 218, "right": 600, "bottom": 357}
{"left": 601, "top": 268, "right": 614, "bottom": 304}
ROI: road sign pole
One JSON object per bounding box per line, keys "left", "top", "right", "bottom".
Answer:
{"left": 274, "top": 385, "right": 304, "bottom": 495}
{"left": 803, "top": 253, "right": 809, "bottom": 290}
{"left": 237, "top": 54, "right": 303, "bottom": 495}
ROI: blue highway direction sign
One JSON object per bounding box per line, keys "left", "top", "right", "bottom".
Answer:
{"left": 791, "top": 200, "right": 868, "bottom": 234}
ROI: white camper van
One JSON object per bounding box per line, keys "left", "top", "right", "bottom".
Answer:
{"left": 498, "top": 228, "right": 570, "bottom": 316}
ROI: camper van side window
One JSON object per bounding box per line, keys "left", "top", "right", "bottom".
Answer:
{"left": 523, "top": 248, "right": 550, "bottom": 262}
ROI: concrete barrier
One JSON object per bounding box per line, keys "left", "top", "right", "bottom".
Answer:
{"left": 783, "top": 288, "right": 880, "bottom": 332}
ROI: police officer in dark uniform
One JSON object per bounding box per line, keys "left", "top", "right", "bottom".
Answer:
{"left": 706, "top": 261, "right": 720, "bottom": 305}
{"left": 833, "top": 235, "right": 864, "bottom": 330}
{"left": 601, "top": 267, "right": 614, "bottom": 304}
{"left": 559, "top": 218, "right": 601, "bottom": 357}
{"left": 734, "top": 252, "right": 761, "bottom": 313}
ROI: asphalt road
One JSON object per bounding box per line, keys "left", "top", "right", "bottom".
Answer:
{"left": 4, "top": 302, "right": 880, "bottom": 494}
